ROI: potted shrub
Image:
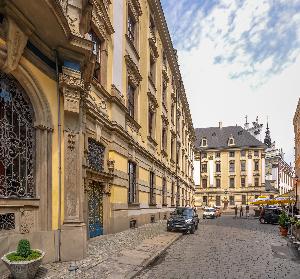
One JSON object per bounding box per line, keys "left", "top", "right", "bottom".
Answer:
{"left": 1, "top": 239, "right": 45, "bottom": 279}
{"left": 278, "top": 212, "right": 289, "bottom": 236}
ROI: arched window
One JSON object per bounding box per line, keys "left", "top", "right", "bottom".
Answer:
{"left": 0, "top": 72, "right": 35, "bottom": 198}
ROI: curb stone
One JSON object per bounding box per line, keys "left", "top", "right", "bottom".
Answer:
{"left": 126, "top": 233, "right": 182, "bottom": 279}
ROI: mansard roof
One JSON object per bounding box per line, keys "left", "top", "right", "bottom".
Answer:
{"left": 195, "top": 126, "right": 266, "bottom": 150}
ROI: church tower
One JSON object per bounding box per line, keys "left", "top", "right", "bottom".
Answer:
{"left": 264, "top": 121, "right": 272, "bottom": 148}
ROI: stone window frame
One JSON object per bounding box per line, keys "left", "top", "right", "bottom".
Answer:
{"left": 229, "top": 195, "right": 235, "bottom": 205}
{"left": 88, "top": 26, "right": 108, "bottom": 88}
{"left": 216, "top": 178, "right": 221, "bottom": 188}
{"left": 202, "top": 178, "right": 207, "bottom": 188}
{"left": 201, "top": 137, "right": 207, "bottom": 147}
{"left": 128, "top": 160, "right": 138, "bottom": 204}
{"left": 241, "top": 176, "right": 246, "bottom": 188}
{"left": 149, "top": 170, "right": 156, "bottom": 206}
{"left": 254, "top": 177, "right": 259, "bottom": 187}
{"left": 162, "top": 177, "right": 167, "bottom": 206}
{"left": 229, "top": 177, "right": 235, "bottom": 188}
{"left": 0, "top": 63, "right": 54, "bottom": 234}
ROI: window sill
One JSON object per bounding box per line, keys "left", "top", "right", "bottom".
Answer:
{"left": 126, "top": 113, "right": 141, "bottom": 132}
{"left": 147, "top": 136, "right": 158, "bottom": 146}
{"left": 128, "top": 203, "right": 140, "bottom": 209}
{"left": 161, "top": 150, "right": 168, "bottom": 158}
{"left": 162, "top": 204, "right": 168, "bottom": 207}
{"left": 149, "top": 203, "right": 157, "bottom": 207}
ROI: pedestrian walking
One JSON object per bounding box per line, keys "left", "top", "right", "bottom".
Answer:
{"left": 234, "top": 205, "right": 238, "bottom": 219}
{"left": 245, "top": 204, "right": 249, "bottom": 218}
{"left": 239, "top": 205, "right": 244, "bottom": 218}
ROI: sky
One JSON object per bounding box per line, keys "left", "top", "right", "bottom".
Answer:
{"left": 161, "top": 0, "right": 300, "bottom": 164}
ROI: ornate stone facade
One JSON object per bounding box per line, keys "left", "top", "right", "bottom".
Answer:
{"left": 0, "top": 0, "right": 195, "bottom": 274}
{"left": 294, "top": 98, "right": 300, "bottom": 209}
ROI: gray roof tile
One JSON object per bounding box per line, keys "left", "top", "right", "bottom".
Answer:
{"left": 195, "top": 126, "right": 266, "bottom": 150}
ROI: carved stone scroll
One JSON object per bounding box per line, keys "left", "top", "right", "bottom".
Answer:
{"left": 2, "top": 17, "right": 29, "bottom": 73}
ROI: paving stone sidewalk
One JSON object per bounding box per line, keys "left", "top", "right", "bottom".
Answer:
{"left": 25, "top": 220, "right": 179, "bottom": 279}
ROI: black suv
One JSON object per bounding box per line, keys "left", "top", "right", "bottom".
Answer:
{"left": 259, "top": 207, "right": 282, "bottom": 224}
{"left": 167, "top": 207, "right": 199, "bottom": 234}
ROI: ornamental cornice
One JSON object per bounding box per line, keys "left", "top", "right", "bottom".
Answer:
{"left": 128, "top": 0, "right": 142, "bottom": 22}
{"left": 126, "top": 114, "right": 141, "bottom": 134}
{"left": 147, "top": 91, "right": 158, "bottom": 109}
{"left": 59, "top": 72, "right": 85, "bottom": 92}
{"left": 92, "top": 0, "right": 114, "bottom": 36}
{"left": 125, "top": 54, "right": 142, "bottom": 87}
{"left": 149, "top": 37, "right": 159, "bottom": 59}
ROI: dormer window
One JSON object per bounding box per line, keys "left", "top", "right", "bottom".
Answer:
{"left": 201, "top": 137, "right": 207, "bottom": 147}
{"left": 228, "top": 135, "right": 235, "bottom": 146}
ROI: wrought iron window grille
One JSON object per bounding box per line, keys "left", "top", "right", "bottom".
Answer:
{"left": 87, "top": 138, "right": 105, "bottom": 173}
{"left": 0, "top": 73, "right": 35, "bottom": 199}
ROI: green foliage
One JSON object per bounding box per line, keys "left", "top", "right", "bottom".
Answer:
{"left": 6, "top": 250, "right": 41, "bottom": 262}
{"left": 278, "top": 212, "right": 289, "bottom": 229}
{"left": 289, "top": 217, "right": 297, "bottom": 225}
{"left": 6, "top": 239, "right": 42, "bottom": 262}
{"left": 295, "top": 220, "right": 300, "bottom": 228}
{"left": 17, "top": 239, "right": 31, "bottom": 258}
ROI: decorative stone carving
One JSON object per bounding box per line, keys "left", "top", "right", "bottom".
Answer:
{"left": 107, "top": 159, "right": 115, "bottom": 174}
{"left": 92, "top": 0, "right": 114, "bottom": 36}
{"left": 80, "top": 1, "right": 93, "bottom": 35}
{"left": 128, "top": 0, "right": 142, "bottom": 22}
{"left": 87, "top": 91, "right": 108, "bottom": 115}
{"left": 2, "top": 17, "right": 30, "bottom": 73}
{"left": 104, "top": 182, "right": 112, "bottom": 196}
{"left": 20, "top": 210, "right": 34, "bottom": 234}
{"left": 64, "top": 129, "right": 80, "bottom": 220}
{"left": 59, "top": 69, "right": 85, "bottom": 113}
{"left": 125, "top": 55, "right": 142, "bottom": 87}
{"left": 67, "top": 131, "right": 76, "bottom": 151}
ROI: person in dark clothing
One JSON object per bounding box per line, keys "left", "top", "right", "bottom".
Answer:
{"left": 234, "top": 205, "right": 238, "bottom": 218}
{"left": 240, "top": 205, "right": 244, "bottom": 218}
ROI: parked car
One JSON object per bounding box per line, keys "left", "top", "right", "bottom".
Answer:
{"left": 259, "top": 207, "right": 282, "bottom": 224}
{"left": 203, "top": 207, "right": 217, "bottom": 219}
{"left": 167, "top": 207, "right": 199, "bottom": 234}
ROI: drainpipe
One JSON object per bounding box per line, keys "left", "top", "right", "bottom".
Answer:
{"left": 54, "top": 49, "right": 62, "bottom": 261}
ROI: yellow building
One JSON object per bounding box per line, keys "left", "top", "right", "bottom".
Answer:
{"left": 294, "top": 98, "right": 300, "bottom": 209}
{"left": 0, "top": 0, "right": 195, "bottom": 270}
{"left": 193, "top": 123, "right": 275, "bottom": 208}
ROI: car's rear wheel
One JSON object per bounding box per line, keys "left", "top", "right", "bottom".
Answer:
{"left": 203, "top": 216, "right": 205, "bottom": 219}
{"left": 190, "top": 225, "right": 195, "bottom": 234}
{"left": 260, "top": 217, "right": 265, "bottom": 224}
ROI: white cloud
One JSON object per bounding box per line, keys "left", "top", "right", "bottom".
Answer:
{"left": 162, "top": 0, "right": 300, "bottom": 163}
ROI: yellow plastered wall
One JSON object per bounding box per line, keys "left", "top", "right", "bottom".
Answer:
{"left": 111, "top": 185, "right": 127, "bottom": 204}
{"left": 139, "top": 191, "right": 149, "bottom": 204}
{"left": 109, "top": 151, "right": 127, "bottom": 173}
{"left": 139, "top": 167, "right": 149, "bottom": 182}
{"left": 20, "top": 58, "right": 62, "bottom": 230}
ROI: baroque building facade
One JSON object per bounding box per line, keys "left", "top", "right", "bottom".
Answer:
{"left": 264, "top": 123, "right": 294, "bottom": 195}
{"left": 0, "top": 0, "right": 195, "bottom": 272}
{"left": 294, "top": 98, "right": 300, "bottom": 209}
{"left": 193, "top": 123, "right": 276, "bottom": 208}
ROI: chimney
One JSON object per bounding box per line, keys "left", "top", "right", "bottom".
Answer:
{"left": 219, "top": 122, "right": 222, "bottom": 129}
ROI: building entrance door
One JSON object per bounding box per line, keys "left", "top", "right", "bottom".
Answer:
{"left": 88, "top": 181, "right": 103, "bottom": 238}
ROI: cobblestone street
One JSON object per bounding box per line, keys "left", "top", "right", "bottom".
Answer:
{"left": 137, "top": 215, "right": 300, "bottom": 279}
